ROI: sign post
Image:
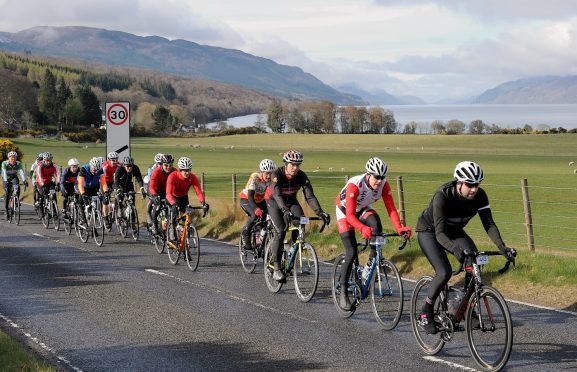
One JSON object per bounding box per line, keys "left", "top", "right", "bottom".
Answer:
{"left": 105, "top": 102, "right": 130, "bottom": 160}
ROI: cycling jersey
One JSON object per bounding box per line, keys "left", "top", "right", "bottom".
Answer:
{"left": 166, "top": 171, "right": 204, "bottom": 206}
{"left": 265, "top": 166, "right": 322, "bottom": 214}
{"left": 76, "top": 165, "right": 107, "bottom": 195}
{"left": 60, "top": 167, "right": 79, "bottom": 193}
{"left": 149, "top": 166, "right": 173, "bottom": 198}
{"left": 1, "top": 160, "right": 25, "bottom": 183}
{"left": 29, "top": 160, "right": 42, "bottom": 183}
{"left": 335, "top": 174, "right": 402, "bottom": 233}
{"left": 36, "top": 163, "right": 60, "bottom": 187}
{"left": 239, "top": 172, "right": 270, "bottom": 205}
{"left": 416, "top": 181, "right": 506, "bottom": 252}
{"left": 114, "top": 165, "right": 144, "bottom": 193}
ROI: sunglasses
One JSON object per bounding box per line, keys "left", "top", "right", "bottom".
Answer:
{"left": 372, "top": 175, "right": 385, "bottom": 180}
{"left": 465, "top": 182, "right": 480, "bottom": 188}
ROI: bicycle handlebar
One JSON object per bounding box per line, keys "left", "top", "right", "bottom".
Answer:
{"left": 357, "top": 232, "right": 410, "bottom": 251}
{"left": 185, "top": 204, "right": 208, "bottom": 218}
{"left": 290, "top": 216, "right": 326, "bottom": 233}
{"left": 452, "top": 250, "right": 517, "bottom": 276}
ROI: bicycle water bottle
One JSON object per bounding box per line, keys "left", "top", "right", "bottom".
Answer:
{"left": 161, "top": 216, "right": 167, "bottom": 231}
{"left": 448, "top": 287, "right": 464, "bottom": 316}
{"left": 254, "top": 230, "right": 262, "bottom": 245}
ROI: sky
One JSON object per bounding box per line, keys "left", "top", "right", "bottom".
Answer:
{"left": 1, "top": 0, "right": 577, "bottom": 102}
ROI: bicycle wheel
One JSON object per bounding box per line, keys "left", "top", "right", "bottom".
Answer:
{"left": 78, "top": 208, "right": 89, "bottom": 243}
{"left": 466, "top": 286, "right": 513, "bottom": 371}
{"left": 166, "top": 220, "right": 180, "bottom": 264}
{"left": 410, "top": 276, "right": 445, "bottom": 355}
{"left": 239, "top": 228, "right": 258, "bottom": 273}
{"left": 14, "top": 195, "right": 21, "bottom": 225}
{"left": 41, "top": 200, "right": 50, "bottom": 228}
{"left": 63, "top": 202, "right": 72, "bottom": 235}
{"left": 92, "top": 209, "right": 105, "bottom": 246}
{"left": 129, "top": 205, "right": 139, "bottom": 241}
{"left": 184, "top": 225, "right": 200, "bottom": 271}
{"left": 371, "top": 259, "right": 404, "bottom": 330}
{"left": 153, "top": 211, "right": 166, "bottom": 254}
{"left": 51, "top": 199, "right": 60, "bottom": 231}
{"left": 293, "top": 242, "right": 319, "bottom": 303}
{"left": 331, "top": 254, "right": 357, "bottom": 318}
{"left": 117, "top": 207, "right": 128, "bottom": 238}
{"left": 263, "top": 239, "right": 282, "bottom": 293}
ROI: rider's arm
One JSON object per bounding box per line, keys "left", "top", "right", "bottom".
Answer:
{"left": 431, "top": 191, "right": 459, "bottom": 252}
{"left": 247, "top": 190, "right": 258, "bottom": 210}
{"left": 166, "top": 174, "right": 177, "bottom": 205}
{"left": 300, "top": 172, "right": 322, "bottom": 214}
{"left": 1, "top": 162, "right": 7, "bottom": 182}
{"left": 37, "top": 165, "right": 46, "bottom": 187}
{"left": 148, "top": 167, "right": 159, "bottom": 197}
{"left": 477, "top": 190, "right": 507, "bottom": 250}
{"left": 100, "top": 174, "right": 109, "bottom": 193}
{"left": 60, "top": 168, "right": 68, "bottom": 190}
{"left": 270, "top": 169, "right": 289, "bottom": 211}
{"left": 77, "top": 175, "right": 86, "bottom": 195}
{"left": 133, "top": 165, "right": 144, "bottom": 188}
{"left": 54, "top": 165, "right": 61, "bottom": 184}
{"left": 343, "top": 183, "right": 366, "bottom": 231}
{"left": 189, "top": 174, "right": 205, "bottom": 204}
{"left": 381, "top": 181, "right": 403, "bottom": 231}
{"left": 113, "top": 166, "right": 122, "bottom": 191}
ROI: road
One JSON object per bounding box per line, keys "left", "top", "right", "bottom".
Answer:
{"left": 0, "top": 205, "right": 576, "bottom": 371}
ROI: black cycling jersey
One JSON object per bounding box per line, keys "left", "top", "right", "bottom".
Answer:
{"left": 268, "top": 166, "right": 322, "bottom": 214}
{"left": 416, "top": 181, "right": 506, "bottom": 252}
{"left": 114, "top": 165, "right": 144, "bottom": 193}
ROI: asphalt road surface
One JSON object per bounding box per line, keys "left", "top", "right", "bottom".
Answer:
{"left": 1, "top": 205, "right": 576, "bottom": 371}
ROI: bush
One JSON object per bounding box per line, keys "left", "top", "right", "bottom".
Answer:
{"left": 0, "top": 139, "right": 23, "bottom": 162}
{"left": 64, "top": 128, "right": 106, "bottom": 143}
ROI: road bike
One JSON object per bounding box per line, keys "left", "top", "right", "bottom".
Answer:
{"left": 410, "top": 250, "right": 516, "bottom": 371}
{"left": 114, "top": 191, "right": 139, "bottom": 240}
{"left": 62, "top": 194, "right": 80, "bottom": 236}
{"left": 331, "top": 233, "right": 407, "bottom": 330}
{"left": 148, "top": 199, "right": 169, "bottom": 254}
{"left": 239, "top": 215, "right": 273, "bottom": 273}
{"left": 7, "top": 182, "right": 25, "bottom": 225}
{"left": 79, "top": 193, "right": 105, "bottom": 246}
{"left": 40, "top": 187, "right": 60, "bottom": 231}
{"left": 263, "top": 216, "right": 326, "bottom": 303}
{"left": 166, "top": 205, "right": 207, "bottom": 271}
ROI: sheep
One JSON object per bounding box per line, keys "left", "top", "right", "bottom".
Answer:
{"left": 569, "top": 161, "right": 575, "bottom": 166}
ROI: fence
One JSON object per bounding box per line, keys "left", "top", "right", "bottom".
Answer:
{"left": 199, "top": 173, "right": 577, "bottom": 255}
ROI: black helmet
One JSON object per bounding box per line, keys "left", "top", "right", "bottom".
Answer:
{"left": 162, "top": 154, "right": 174, "bottom": 164}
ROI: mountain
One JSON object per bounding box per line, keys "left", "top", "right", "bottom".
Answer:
{"left": 475, "top": 76, "right": 577, "bottom": 103}
{"left": 0, "top": 26, "right": 363, "bottom": 105}
{"left": 336, "top": 83, "right": 425, "bottom": 105}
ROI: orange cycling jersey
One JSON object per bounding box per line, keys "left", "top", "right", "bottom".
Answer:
{"left": 239, "top": 172, "right": 269, "bottom": 203}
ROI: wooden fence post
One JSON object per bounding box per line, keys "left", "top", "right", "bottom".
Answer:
{"left": 396, "top": 176, "right": 406, "bottom": 226}
{"left": 232, "top": 174, "right": 237, "bottom": 212}
{"left": 201, "top": 172, "right": 205, "bottom": 198}
{"left": 521, "top": 178, "right": 535, "bottom": 251}
{"left": 345, "top": 175, "right": 349, "bottom": 182}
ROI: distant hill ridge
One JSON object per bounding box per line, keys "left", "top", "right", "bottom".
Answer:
{"left": 0, "top": 26, "right": 363, "bottom": 105}
{"left": 476, "top": 76, "right": 577, "bottom": 104}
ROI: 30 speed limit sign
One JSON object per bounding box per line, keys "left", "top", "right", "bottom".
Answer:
{"left": 105, "top": 102, "right": 131, "bottom": 159}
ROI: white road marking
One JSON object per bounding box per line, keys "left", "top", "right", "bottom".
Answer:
{"left": 422, "top": 356, "right": 479, "bottom": 371}
{"left": 145, "top": 268, "right": 317, "bottom": 324}
{"left": 0, "top": 313, "right": 83, "bottom": 372}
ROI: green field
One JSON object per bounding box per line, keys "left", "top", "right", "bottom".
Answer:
{"left": 9, "top": 134, "right": 577, "bottom": 309}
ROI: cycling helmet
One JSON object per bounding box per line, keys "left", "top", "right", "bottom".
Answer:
{"left": 282, "top": 150, "right": 304, "bottom": 164}
{"left": 7, "top": 151, "right": 17, "bottom": 158}
{"left": 123, "top": 156, "right": 134, "bottom": 165}
{"left": 162, "top": 154, "right": 174, "bottom": 164}
{"left": 89, "top": 157, "right": 103, "bottom": 171}
{"left": 259, "top": 159, "right": 277, "bottom": 172}
{"left": 68, "top": 158, "right": 80, "bottom": 166}
{"left": 365, "top": 157, "right": 388, "bottom": 177}
{"left": 107, "top": 151, "right": 119, "bottom": 160}
{"left": 37, "top": 152, "right": 44, "bottom": 160}
{"left": 43, "top": 152, "right": 53, "bottom": 160}
{"left": 177, "top": 156, "right": 193, "bottom": 170}
{"left": 454, "top": 161, "right": 484, "bottom": 183}
{"left": 154, "top": 153, "right": 163, "bottom": 163}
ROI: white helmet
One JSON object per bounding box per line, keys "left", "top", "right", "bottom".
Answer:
{"left": 365, "top": 157, "right": 388, "bottom": 177}
{"left": 7, "top": 151, "right": 17, "bottom": 158}
{"left": 282, "top": 150, "right": 304, "bottom": 164}
{"left": 89, "top": 157, "right": 103, "bottom": 171}
{"left": 259, "top": 159, "right": 277, "bottom": 172}
{"left": 68, "top": 158, "right": 80, "bottom": 166}
{"left": 177, "top": 156, "right": 193, "bottom": 170}
{"left": 454, "top": 161, "right": 484, "bottom": 183}
{"left": 107, "top": 151, "right": 119, "bottom": 160}
{"left": 154, "top": 153, "right": 164, "bottom": 163}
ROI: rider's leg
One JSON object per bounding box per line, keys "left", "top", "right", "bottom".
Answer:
{"left": 339, "top": 230, "right": 357, "bottom": 310}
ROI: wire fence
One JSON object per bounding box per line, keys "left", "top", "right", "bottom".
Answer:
{"left": 199, "top": 173, "right": 577, "bottom": 255}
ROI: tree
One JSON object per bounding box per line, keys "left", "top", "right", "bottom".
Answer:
{"left": 446, "top": 119, "right": 466, "bottom": 134}
{"left": 152, "top": 105, "right": 173, "bottom": 134}
{"left": 286, "top": 106, "right": 305, "bottom": 133}
{"left": 0, "top": 69, "right": 38, "bottom": 130}
{"left": 469, "top": 120, "right": 487, "bottom": 134}
{"left": 75, "top": 85, "right": 102, "bottom": 127}
{"left": 430, "top": 120, "right": 446, "bottom": 134}
{"left": 63, "top": 98, "right": 84, "bottom": 129}
{"left": 39, "top": 69, "right": 58, "bottom": 124}
{"left": 403, "top": 121, "right": 417, "bottom": 134}
{"left": 521, "top": 124, "right": 533, "bottom": 134}
{"left": 56, "top": 77, "right": 72, "bottom": 130}
{"left": 266, "top": 99, "right": 286, "bottom": 133}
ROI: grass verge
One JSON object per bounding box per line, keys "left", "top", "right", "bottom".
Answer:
{"left": 0, "top": 329, "right": 55, "bottom": 371}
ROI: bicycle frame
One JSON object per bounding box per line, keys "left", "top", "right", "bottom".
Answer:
{"left": 283, "top": 216, "right": 324, "bottom": 273}
{"left": 174, "top": 205, "right": 205, "bottom": 251}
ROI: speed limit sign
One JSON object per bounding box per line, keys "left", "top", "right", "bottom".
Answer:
{"left": 105, "top": 102, "right": 130, "bottom": 159}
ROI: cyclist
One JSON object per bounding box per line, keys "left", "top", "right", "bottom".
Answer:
{"left": 60, "top": 158, "right": 80, "bottom": 218}
{"left": 76, "top": 157, "right": 109, "bottom": 229}
{"left": 335, "top": 157, "right": 412, "bottom": 310}
{"left": 147, "top": 154, "right": 174, "bottom": 236}
{"left": 144, "top": 153, "right": 163, "bottom": 188}
{"left": 35, "top": 152, "right": 61, "bottom": 218}
{"left": 113, "top": 156, "right": 145, "bottom": 219}
{"left": 265, "top": 150, "right": 330, "bottom": 282}
{"left": 30, "top": 152, "right": 44, "bottom": 210}
{"left": 416, "top": 161, "right": 516, "bottom": 334}
{"left": 101, "top": 152, "right": 119, "bottom": 227}
{"left": 166, "top": 156, "right": 209, "bottom": 244}
{"left": 1, "top": 151, "right": 28, "bottom": 219}
{"left": 239, "top": 159, "right": 277, "bottom": 251}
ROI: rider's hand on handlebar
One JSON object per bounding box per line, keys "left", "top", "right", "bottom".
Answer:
{"left": 319, "top": 211, "right": 330, "bottom": 226}
{"left": 254, "top": 208, "right": 263, "bottom": 218}
{"left": 502, "top": 247, "right": 517, "bottom": 262}
{"left": 455, "top": 247, "right": 473, "bottom": 263}
{"left": 396, "top": 226, "right": 412, "bottom": 239}
{"left": 201, "top": 201, "right": 210, "bottom": 216}
{"left": 361, "top": 225, "right": 373, "bottom": 240}
{"left": 282, "top": 208, "right": 293, "bottom": 226}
